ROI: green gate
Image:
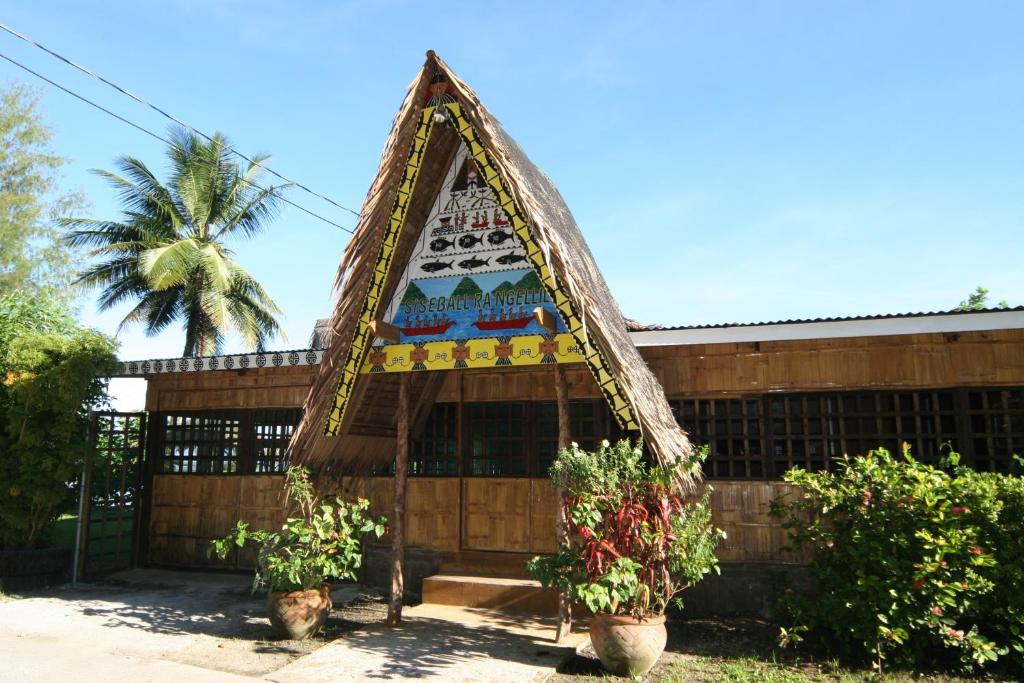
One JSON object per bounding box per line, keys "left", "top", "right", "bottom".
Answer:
{"left": 77, "top": 411, "right": 147, "bottom": 578}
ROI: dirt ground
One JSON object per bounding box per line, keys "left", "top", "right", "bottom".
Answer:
{"left": 553, "top": 618, "right": 1019, "bottom": 683}
{"left": 0, "top": 569, "right": 386, "bottom": 679}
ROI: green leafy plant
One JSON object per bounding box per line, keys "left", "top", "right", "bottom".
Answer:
{"left": 209, "top": 466, "right": 387, "bottom": 592}
{"left": 774, "top": 445, "right": 1024, "bottom": 673}
{"left": 527, "top": 439, "right": 724, "bottom": 617}
{"left": 0, "top": 292, "right": 117, "bottom": 549}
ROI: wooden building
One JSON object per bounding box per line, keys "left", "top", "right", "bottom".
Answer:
{"left": 115, "top": 53, "right": 1024, "bottom": 615}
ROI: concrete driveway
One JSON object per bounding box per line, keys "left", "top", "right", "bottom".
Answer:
{"left": 0, "top": 570, "right": 585, "bottom": 683}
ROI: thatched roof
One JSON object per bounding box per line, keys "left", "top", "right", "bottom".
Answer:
{"left": 289, "top": 52, "right": 696, "bottom": 486}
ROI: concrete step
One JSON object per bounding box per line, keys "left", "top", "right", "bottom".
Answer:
{"left": 421, "top": 573, "right": 559, "bottom": 615}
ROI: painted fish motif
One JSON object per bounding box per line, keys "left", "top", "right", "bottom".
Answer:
{"left": 421, "top": 260, "right": 453, "bottom": 273}
{"left": 487, "top": 230, "right": 513, "bottom": 246}
{"left": 458, "top": 256, "right": 491, "bottom": 270}
{"left": 457, "top": 233, "right": 484, "bottom": 249}
{"left": 430, "top": 237, "right": 455, "bottom": 252}
{"left": 495, "top": 251, "right": 527, "bottom": 266}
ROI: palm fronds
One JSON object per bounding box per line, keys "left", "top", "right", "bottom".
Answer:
{"left": 66, "top": 127, "right": 286, "bottom": 356}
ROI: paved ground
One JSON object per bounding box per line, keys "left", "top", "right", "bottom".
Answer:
{"left": 270, "top": 604, "right": 588, "bottom": 683}
{"left": 0, "top": 569, "right": 586, "bottom": 683}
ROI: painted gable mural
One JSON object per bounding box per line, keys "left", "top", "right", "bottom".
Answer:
{"left": 362, "top": 142, "right": 584, "bottom": 373}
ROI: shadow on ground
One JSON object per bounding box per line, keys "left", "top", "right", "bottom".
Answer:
{"left": 36, "top": 569, "right": 385, "bottom": 648}
{"left": 272, "top": 606, "right": 578, "bottom": 682}
{"left": 365, "top": 617, "right": 556, "bottom": 678}
{"left": 556, "top": 617, "right": 781, "bottom": 676}
{"left": 2, "top": 569, "right": 391, "bottom": 679}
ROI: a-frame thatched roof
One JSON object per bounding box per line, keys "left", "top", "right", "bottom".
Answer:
{"left": 289, "top": 52, "right": 697, "bottom": 487}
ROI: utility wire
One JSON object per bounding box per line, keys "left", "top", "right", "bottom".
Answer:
{"left": 0, "top": 21, "right": 362, "bottom": 219}
{"left": 0, "top": 50, "right": 355, "bottom": 234}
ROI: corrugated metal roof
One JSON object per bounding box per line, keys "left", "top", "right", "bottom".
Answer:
{"left": 626, "top": 306, "right": 1024, "bottom": 331}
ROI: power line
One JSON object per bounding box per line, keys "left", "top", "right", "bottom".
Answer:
{"left": 0, "top": 50, "right": 355, "bottom": 234}
{"left": 0, "top": 21, "right": 362, "bottom": 220}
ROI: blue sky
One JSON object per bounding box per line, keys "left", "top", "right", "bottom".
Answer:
{"left": 3, "top": 1, "right": 1022, "bottom": 406}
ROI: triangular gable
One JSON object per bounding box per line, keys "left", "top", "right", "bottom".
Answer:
{"left": 291, "top": 53, "right": 696, "bottom": 487}
{"left": 365, "top": 139, "right": 578, "bottom": 373}
{"left": 322, "top": 79, "right": 639, "bottom": 436}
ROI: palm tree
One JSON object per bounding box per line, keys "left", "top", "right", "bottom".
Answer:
{"left": 65, "top": 128, "right": 287, "bottom": 356}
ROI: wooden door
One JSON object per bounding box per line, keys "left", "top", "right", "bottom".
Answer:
{"left": 408, "top": 478, "right": 460, "bottom": 552}
{"left": 461, "top": 478, "right": 530, "bottom": 551}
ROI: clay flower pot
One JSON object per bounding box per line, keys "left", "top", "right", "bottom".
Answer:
{"left": 266, "top": 585, "right": 332, "bottom": 640}
{"left": 589, "top": 613, "right": 667, "bottom": 678}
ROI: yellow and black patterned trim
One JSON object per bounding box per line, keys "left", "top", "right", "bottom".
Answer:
{"left": 324, "top": 100, "right": 639, "bottom": 435}
{"left": 442, "top": 102, "right": 639, "bottom": 431}
{"left": 323, "top": 107, "right": 437, "bottom": 435}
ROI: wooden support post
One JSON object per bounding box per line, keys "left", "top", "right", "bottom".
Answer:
{"left": 533, "top": 306, "right": 557, "bottom": 333}
{"left": 387, "top": 373, "right": 411, "bottom": 626}
{"left": 553, "top": 364, "right": 573, "bottom": 642}
{"left": 369, "top": 319, "right": 401, "bottom": 343}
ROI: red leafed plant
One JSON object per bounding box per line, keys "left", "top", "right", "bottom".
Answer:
{"left": 527, "top": 439, "right": 723, "bottom": 618}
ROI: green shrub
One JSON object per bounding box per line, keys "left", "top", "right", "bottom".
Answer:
{"left": 527, "top": 439, "right": 724, "bottom": 617}
{"left": 0, "top": 292, "right": 117, "bottom": 549}
{"left": 774, "top": 446, "right": 1024, "bottom": 672}
{"left": 210, "top": 466, "right": 387, "bottom": 592}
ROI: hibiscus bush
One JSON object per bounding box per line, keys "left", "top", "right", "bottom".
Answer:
{"left": 526, "top": 439, "right": 723, "bottom": 618}
{"left": 774, "top": 445, "right": 1024, "bottom": 673}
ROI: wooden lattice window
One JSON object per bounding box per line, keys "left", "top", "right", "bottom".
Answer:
{"left": 253, "top": 409, "right": 302, "bottom": 474}
{"left": 410, "top": 403, "right": 459, "bottom": 476}
{"left": 157, "top": 409, "right": 301, "bottom": 474}
{"left": 672, "top": 390, "right": 960, "bottom": 479}
{"left": 769, "top": 394, "right": 845, "bottom": 476}
{"left": 765, "top": 391, "right": 957, "bottom": 476}
{"left": 535, "top": 400, "right": 622, "bottom": 476}
{"left": 671, "top": 398, "right": 764, "bottom": 478}
{"left": 466, "top": 402, "right": 529, "bottom": 476}
{"left": 160, "top": 412, "right": 242, "bottom": 474}
{"left": 965, "top": 388, "right": 1024, "bottom": 472}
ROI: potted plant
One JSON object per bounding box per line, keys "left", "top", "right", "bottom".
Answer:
{"left": 527, "top": 440, "right": 724, "bottom": 678}
{"left": 210, "top": 466, "right": 386, "bottom": 640}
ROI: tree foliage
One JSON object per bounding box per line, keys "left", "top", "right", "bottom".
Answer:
{"left": 0, "top": 291, "right": 117, "bottom": 549}
{"left": 955, "top": 286, "right": 1009, "bottom": 312}
{"left": 64, "top": 128, "right": 288, "bottom": 356}
{"left": 0, "top": 83, "right": 85, "bottom": 296}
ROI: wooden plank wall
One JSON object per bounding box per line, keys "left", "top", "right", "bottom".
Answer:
{"left": 141, "top": 327, "right": 1024, "bottom": 569}
{"left": 148, "top": 475, "right": 286, "bottom": 569}
{"left": 145, "top": 365, "right": 316, "bottom": 411}
{"left": 142, "top": 329, "right": 1024, "bottom": 410}
{"left": 431, "top": 329, "right": 1024, "bottom": 402}
{"left": 709, "top": 481, "right": 807, "bottom": 563}
{"left": 147, "top": 474, "right": 798, "bottom": 568}
{"left": 644, "top": 329, "right": 1024, "bottom": 396}
{"left": 330, "top": 477, "right": 460, "bottom": 552}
